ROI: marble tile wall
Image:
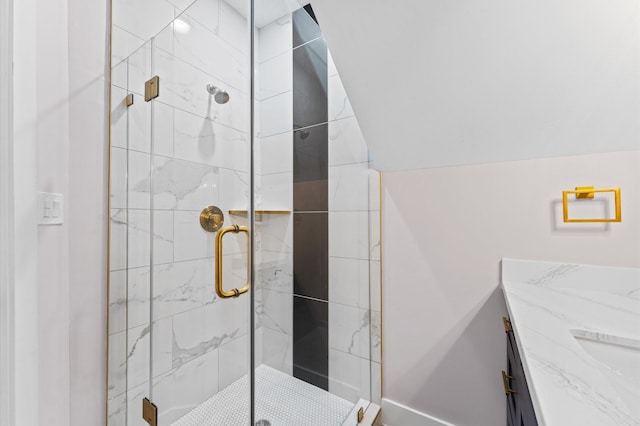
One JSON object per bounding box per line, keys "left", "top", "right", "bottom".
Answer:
{"left": 108, "top": 1, "right": 251, "bottom": 424}
{"left": 256, "top": 8, "right": 382, "bottom": 405}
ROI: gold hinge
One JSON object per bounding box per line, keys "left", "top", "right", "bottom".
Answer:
{"left": 502, "top": 317, "right": 512, "bottom": 334}
{"left": 142, "top": 397, "right": 158, "bottom": 426}
{"left": 357, "top": 407, "right": 364, "bottom": 423}
{"left": 144, "top": 76, "right": 159, "bottom": 102}
{"left": 125, "top": 93, "right": 134, "bottom": 107}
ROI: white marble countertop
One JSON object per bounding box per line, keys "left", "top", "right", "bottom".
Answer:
{"left": 501, "top": 259, "right": 640, "bottom": 426}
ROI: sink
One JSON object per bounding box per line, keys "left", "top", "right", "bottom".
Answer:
{"left": 571, "top": 330, "right": 640, "bottom": 418}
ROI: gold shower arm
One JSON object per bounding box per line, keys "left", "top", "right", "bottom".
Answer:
{"left": 215, "top": 224, "right": 250, "bottom": 298}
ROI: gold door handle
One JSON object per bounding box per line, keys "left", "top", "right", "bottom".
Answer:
{"left": 215, "top": 224, "right": 250, "bottom": 298}
{"left": 501, "top": 370, "right": 517, "bottom": 395}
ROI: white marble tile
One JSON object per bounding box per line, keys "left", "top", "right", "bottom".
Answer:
{"left": 126, "top": 322, "right": 152, "bottom": 390}
{"left": 152, "top": 316, "right": 174, "bottom": 377}
{"left": 502, "top": 259, "right": 640, "bottom": 426}
{"left": 111, "top": 208, "right": 152, "bottom": 269}
{"left": 125, "top": 382, "right": 150, "bottom": 426}
{"left": 127, "top": 94, "right": 152, "bottom": 153}
{"left": 259, "top": 91, "right": 292, "bottom": 138}
{"left": 329, "top": 303, "right": 370, "bottom": 360}
{"left": 370, "top": 361, "right": 382, "bottom": 405}
{"left": 106, "top": 390, "right": 126, "bottom": 426}
{"left": 128, "top": 150, "right": 151, "bottom": 210}
{"left": 258, "top": 131, "right": 292, "bottom": 174}
{"left": 112, "top": 58, "right": 128, "bottom": 90}
{"left": 328, "top": 74, "right": 354, "bottom": 122}
{"left": 109, "top": 209, "right": 127, "bottom": 271}
{"left": 127, "top": 41, "right": 152, "bottom": 98}
{"left": 110, "top": 147, "right": 127, "bottom": 209}
{"left": 329, "top": 212, "right": 369, "bottom": 260}
{"left": 221, "top": 252, "right": 251, "bottom": 291}
{"left": 153, "top": 47, "right": 249, "bottom": 133}
{"left": 256, "top": 214, "right": 293, "bottom": 253}
{"left": 112, "top": 0, "right": 175, "bottom": 46}
{"left": 218, "top": 336, "right": 249, "bottom": 389}
{"left": 369, "top": 260, "right": 381, "bottom": 313}
{"left": 182, "top": 0, "right": 219, "bottom": 35}
{"left": 108, "top": 330, "right": 127, "bottom": 399}
{"left": 256, "top": 250, "right": 293, "bottom": 293}
{"left": 259, "top": 289, "right": 292, "bottom": 335}
{"left": 329, "top": 162, "right": 369, "bottom": 212}
{"left": 329, "top": 257, "right": 369, "bottom": 309}
{"left": 328, "top": 117, "right": 369, "bottom": 166}
{"left": 218, "top": 0, "right": 249, "bottom": 55}
{"left": 153, "top": 102, "right": 175, "bottom": 158}
{"left": 169, "top": 12, "right": 248, "bottom": 93}
{"left": 329, "top": 348, "right": 371, "bottom": 403}
{"left": 261, "top": 327, "right": 293, "bottom": 376}
{"left": 173, "top": 107, "right": 248, "bottom": 171}
{"left": 258, "top": 172, "right": 292, "bottom": 210}
{"left": 152, "top": 258, "right": 215, "bottom": 319}
{"left": 171, "top": 298, "right": 249, "bottom": 365}
{"left": 167, "top": 0, "right": 198, "bottom": 12}
{"left": 111, "top": 25, "right": 145, "bottom": 65}
{"left": 219, "top": 168, "right": 249, "bottom": 211}
{"left": 154, "top": 347, "right": 220, "bottom": 425}
{"left": 109, "top": 270, "right": 127, "bottom": 335}
{"left": 327, "top": 49, "right": 338, "bottom": 77}
{"left": 110, "top": 87, "right": 128, "bottom": 151}
{"left": 370, "top": 310, "right": 381, "bottom": 364}
{"left": 258, "top": 51, "right": 292, "bottom": 100}
{"left": 153, "top": 210, "right": 174, "bottom": 264}
{"left": 173, "top": 210, "right": 215, "bottom": 262}
{"left": 258, "top": 14, "right": 292, "bottom": 64}
{"left": 153, "top": 156, "right": 220, "bottom": 211}
{"left": 369, "top": 210, "right": 381, "bottom": 262}
{"left": 368, "top": 169, "right": 380, "bottom": 211}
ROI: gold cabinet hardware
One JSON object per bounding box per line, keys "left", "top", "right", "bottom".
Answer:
{"left": 142, "top": 398, "right": 158, "bottom": 426}
{"left": 200, "top": 206, "right": 225, "bottom": 232}
{"left": 562, "top": 186, "right": 621, "bottom": 223}
{"left": 357, "top": 407, "right": 365, "bottom": 423}
{"left": 502, "top": 317, "right": 512, "bottom": 334}
{"left": 215, "top": 224, "right": 250, "bottom": 298}
{"left": 501, "top": 371, "right": 517, "bottom": 396}
{"left": 125, "top": 93, "right": 134, "bottom": 107}
{"left": 144, "top": 75, "right": 160, "bottom": 102}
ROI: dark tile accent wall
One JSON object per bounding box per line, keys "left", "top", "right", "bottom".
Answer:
{"left": 292, "top": 5, "right": 329, "bottom": 391}
{"left": 293, "top": 296, "right": 328, "bottom": 390}
{"left": 293, "top": 213, "right": 328, "bottom": 299}
{"left": 293, "top": 6, "right": 322, "bottom": 48}
{"left": 293, "top": 38, "right": 328, "bottom": 130}
{"left": 293, "top": 124, "right": 327, "bottom": 211}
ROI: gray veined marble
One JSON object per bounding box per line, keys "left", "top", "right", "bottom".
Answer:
{"left": 502, "top": 258, "right": 640, "bottom": 426}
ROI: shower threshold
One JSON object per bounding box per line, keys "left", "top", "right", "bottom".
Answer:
{"left": 171, "top": 365, "right": 365, "bottom": 426}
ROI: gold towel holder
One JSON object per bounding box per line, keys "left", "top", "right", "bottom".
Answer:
{"left": 562, "top": 186, "right": 621, "bottom": 223}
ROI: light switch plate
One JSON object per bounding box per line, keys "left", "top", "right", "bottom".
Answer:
{"left": 38, "top": 192, "right": 64, "bottom": 225}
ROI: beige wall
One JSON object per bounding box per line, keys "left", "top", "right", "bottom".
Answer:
{"left": 382, "top": 150, "right": 640, "bottom": 425}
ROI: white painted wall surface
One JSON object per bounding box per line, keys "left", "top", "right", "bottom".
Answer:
{"left": 11, "top": 0, "right": 109, "bottom": 424}
{"left": 311, "top": 0, "right": 639, "bottom": 171}
{"left": 382, "top": 150, "right": 640, "bottom": 426}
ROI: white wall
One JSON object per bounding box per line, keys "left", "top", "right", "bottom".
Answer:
{"left": 311, "top": 0, "right": 639, "bottom": 171}
{"left": 12, "top": 0, "right": 109, "bottom": 424}
{"left": 382, "top": 150, "right": 640, "bottom": 426}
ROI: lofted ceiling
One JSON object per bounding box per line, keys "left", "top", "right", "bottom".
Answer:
{"left": 310, "top": 0, "right": 640, "bottom": 171}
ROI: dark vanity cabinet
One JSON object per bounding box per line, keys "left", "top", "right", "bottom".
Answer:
{"left": 502, "top": 317, "right": 538, "bottom": 426}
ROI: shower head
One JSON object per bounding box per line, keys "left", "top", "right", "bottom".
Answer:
{"left": 206, "top": 84, "right": 230, "bottom": 104}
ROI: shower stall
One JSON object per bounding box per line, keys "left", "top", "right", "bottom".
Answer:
{"left": 108, "top": 1, "right": 381, "bottom": 425}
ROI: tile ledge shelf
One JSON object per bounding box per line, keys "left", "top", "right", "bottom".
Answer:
{"left": 229, "top": 210, "right": 291, "bottom": 216}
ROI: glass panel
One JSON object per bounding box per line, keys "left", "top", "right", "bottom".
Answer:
{"left": 252, "top": 3, "right": 381, "bottom": 425}
{"left": 109, "top": 0, "right": 252, "bottom": 424}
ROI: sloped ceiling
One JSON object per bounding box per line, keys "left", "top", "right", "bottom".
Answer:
{"left": 310, "top": 0, "right": 640, "bottom": 171}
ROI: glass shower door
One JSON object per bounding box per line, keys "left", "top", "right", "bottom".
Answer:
{"left": 146, "top": 3, "right": 252, "bottom": 425}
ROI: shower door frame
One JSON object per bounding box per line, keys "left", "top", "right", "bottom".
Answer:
{"left": 0, "top": 0, "right": 15, "bottom": 422}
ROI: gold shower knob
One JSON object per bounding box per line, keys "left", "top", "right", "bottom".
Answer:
{"left": 200, "top": 206, "right": 224, "bottom": 232}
